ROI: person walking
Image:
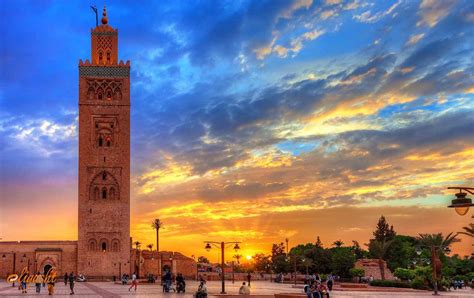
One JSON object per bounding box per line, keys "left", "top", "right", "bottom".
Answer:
{"left": 128, "top": 272, "right": 138, "bottom": 292}
{"left": 247, "top": 272, "right": 251, "bottom": 287}
{"left": 35, "top": 272, "right": 44, "bottom": 294}
{"left": 64, "top": 272, "right": 69, "bottom": 286}
{"left": 47, "top": 270, "right": 56, "bottom": 296}
{"left": 69, "top": 272, "right": 75, "bottom": 295}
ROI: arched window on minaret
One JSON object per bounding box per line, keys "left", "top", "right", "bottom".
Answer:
{"left": 88, "top": 239, "right": 97, "bottom": 251}
{"left": 109, "top": 187, "right": 115, "bottom": 199}
{"left": 111, "top": 239, "right": 120, "bottom": 252}
{"left": 98, "top": 136, "right": 103, "bottom": 147}
{"left": 106, "top": 51, "right": 111, "bottom": 64}
{"left": 101, "top": 241, "right": 107, "bottom": 252}
{"left": 102, "top": 187, "right": 107, "bottom": 199}
{"left": 97, "top": 87, "right": 103, "bottom": 100}
{"left": 88, "top": 87, "right": 95, "bottom": 101}
{"left": 106, "top": 88, "right": 112, "bottom": 100}
{"left": 99, "top": 51, "right": 103, "bottom": 64}
{"left": 94, "top": 187, "right": 100, "bottom": 200}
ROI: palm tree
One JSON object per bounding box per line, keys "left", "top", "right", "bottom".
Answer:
{"left": 134, "top": 241, "right": 142, "bottom": 250}
{"left": 417, "top": 232, "right": 460, "bottom": 255}
{"left": 151, "top": 219, "right": 163, "bottom": 253}
{"left": 458, "top": 223, "right": 474, "bottom": 238}
{"left": 369, "top": 239, "right": 392, "bottom": 280}
{"left": 233, "top": 254, "right": 242, "bottom": 264}
{"left": 147, "top": 244, "right": 154, "bottom": 251}
{"left": 417, "top": 233, "right": 460, "bottom": 295}
{"left": 332, "top": 240, "right": 344, "bottom": 248}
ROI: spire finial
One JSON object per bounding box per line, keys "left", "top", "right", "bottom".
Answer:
{"left": 101, "top": 5, "right": 108, "bottom": 25}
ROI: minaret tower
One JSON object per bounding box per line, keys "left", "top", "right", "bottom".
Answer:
{"left": 77, "top": 6, "right": 131, "bottom": 278}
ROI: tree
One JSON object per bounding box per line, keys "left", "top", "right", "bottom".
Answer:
{"left": 332, "top": 240, "right": 344, "bottom": 248}
{"left": 147, "top": 244, "right": 153, "bottom": 251}
{"left": 384, "top": 235, "right": 417, "bottom": 271}
{"left": 233, "top": 254, "right": 242, "bottom": 264}
{"left": 368, "top": 239, "right": 393, "bottom": 280}
{"left": 373, "top": 216, "right": 396, "bottom": 242}
{"left": 315, "top": 236, "right": 323, "bottom": 248}
{"left": 349, "top": 268, "right": 365, "bottom": 282}
{"left": 417, "top": 233, "right": 460, "bottom": 295}
{"left": 253, "top": 254, "right": 272, "bottom": 272}
{"left": 394, "top": 268, "right": 415, "bottom": 281}
{"left": 272, "top": 254, "right": 290, "bottom": 273}
{"left": 300, "top": 258, "right": 313, "bottom": 275}
{"left": 458, "top": 223, "right": 474, "bottom": 238}
{"left": 351, "top": 240, "right": 368, "bottom": 260}
{"left": 442, "top": 254, "right": 474, "bottom": 278}
{"left": 134, "top": 241, "right": 142, "bottom": 250}
{"left": 271, "top": 243, "right": 286, "bottom": 259}
{"left": 151, "top": 219, "right": 163, "bottom": 252}
{"left": 197, "top": 256, "right": 210, "bottom": 264}
{"left": 310, "top": 247, "right": 332, "bottom": 274}
{"left": 330, "top": 247, "right": 356, "bottom": 277}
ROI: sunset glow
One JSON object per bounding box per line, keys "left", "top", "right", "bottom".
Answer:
{"left": 1, "top": 0, "right": 473, "bottom": 260}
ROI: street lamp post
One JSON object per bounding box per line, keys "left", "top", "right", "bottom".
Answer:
{"left": 204, "top": 241, "right": 240, "bottom": 294}
{"left": 287, "top": 254, "right": 299, "bottom": 286}
{"left": 169, "top": 255, "right": 173, "bottom": 274}
{"left": 266, "top": 264, "right": 273, "bottom": 282}
{"left": 232, "top": 261, "right": 235, "bottom": 284}
{"left": 293, "top": 256, "right": 297, "bottom": 286}
{"left": 160, "top": 253, "right": 163, "bottom": 281}
{"left": 191, "top": 255, "right": 199, "bottom": 281}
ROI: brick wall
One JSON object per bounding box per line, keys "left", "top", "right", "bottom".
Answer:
{"left": 354, "top": 258, "right": 395, "bottom": 280}
{"left": 0, "top": 241, "right": 77, "bottom": 279}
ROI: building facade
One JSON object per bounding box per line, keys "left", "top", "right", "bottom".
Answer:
{"left": 0, "top": 6, "right": 195, "bottom": 280}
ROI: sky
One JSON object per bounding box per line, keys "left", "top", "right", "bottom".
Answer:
{"left": 0, "top": 0, "right": 473, "bottom": 260}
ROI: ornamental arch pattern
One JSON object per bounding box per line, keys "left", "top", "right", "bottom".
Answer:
{"left": 85, "top": 79, "right": 123, "bottom": 101}
{"left": 89, "top": 170, "right": 120, "bottom": 201}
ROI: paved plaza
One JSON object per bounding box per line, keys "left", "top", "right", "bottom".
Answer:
{"left": 0, "top": 281, "right": 473, "bottom": 297}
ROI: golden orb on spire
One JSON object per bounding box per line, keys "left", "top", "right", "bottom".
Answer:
{"left": 101, "top": 5, "right": 108, "bottom": 25}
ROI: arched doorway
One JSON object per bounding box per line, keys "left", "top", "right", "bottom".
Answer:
{"left": 43, "top": 264, "right": 52, "bottom": 275}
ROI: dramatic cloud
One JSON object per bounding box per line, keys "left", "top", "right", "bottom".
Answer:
{"left": 1, "top": 0, "right": 473, "bottom": 256}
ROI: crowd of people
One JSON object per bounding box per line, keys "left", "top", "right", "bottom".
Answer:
{"left": 11, "top": 269, "right": 338, "bottom": 296}
{"left": 303, "top": 274, "right": 335, "bottom": 298}
{"left": 13, "top": 269, "right": 86, "bottom": 295}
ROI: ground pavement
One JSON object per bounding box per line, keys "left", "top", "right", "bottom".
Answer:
{"left": 0, "top": 280, "right": 472, "bottom": 297}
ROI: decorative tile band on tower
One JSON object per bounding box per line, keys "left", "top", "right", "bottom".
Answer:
{"left": 79, "top": 66, "right": 130, "bottom": 78}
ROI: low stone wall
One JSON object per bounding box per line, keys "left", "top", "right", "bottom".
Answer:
{"left": 274, "top": 293, "right": 306, "bottom": 298}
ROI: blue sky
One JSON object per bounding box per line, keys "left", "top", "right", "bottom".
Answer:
{"left": 0, "top": 0, "right": 473, "bottom": 256}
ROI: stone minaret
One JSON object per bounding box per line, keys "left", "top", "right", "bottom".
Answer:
{"left": 77, "top": 6, "right": 131, "bottom": 278}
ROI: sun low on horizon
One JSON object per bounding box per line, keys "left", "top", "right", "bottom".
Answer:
{"left": 1, "top": 0, "right": 473, "bottom": 260}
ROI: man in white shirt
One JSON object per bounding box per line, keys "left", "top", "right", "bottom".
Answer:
{"left": 129, "top": 272, "right": 138, "bottom": 291}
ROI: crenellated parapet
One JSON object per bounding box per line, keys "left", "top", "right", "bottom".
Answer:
{"left": 79, "top": 59, "right": 130, "bottom": 66}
